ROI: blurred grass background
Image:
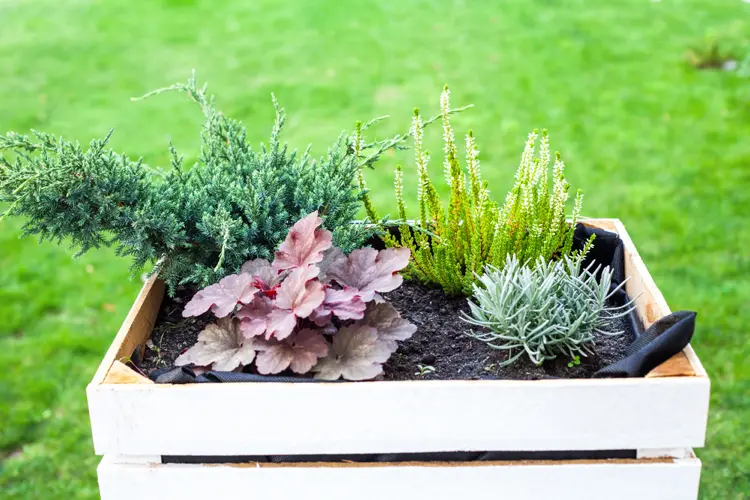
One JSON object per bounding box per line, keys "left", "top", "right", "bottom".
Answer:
{"left": 1, "top": 0, "right": 748, "bottom": 498}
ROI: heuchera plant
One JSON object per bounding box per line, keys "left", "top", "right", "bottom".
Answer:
{"left": 175, "top": 211, "right": 416, "bottom": 381}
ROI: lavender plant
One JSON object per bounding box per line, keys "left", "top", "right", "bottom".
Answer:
{"left": 462, "top": 253, "right": 636, "bottom": 366}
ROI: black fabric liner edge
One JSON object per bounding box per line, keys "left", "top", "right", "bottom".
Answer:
{"left": 163, "top": 449, "right": 637, "bottom": 465}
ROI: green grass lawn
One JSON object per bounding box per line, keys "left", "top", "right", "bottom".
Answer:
{"left": 1, "top": 0, "right": 748, "bottom": 498}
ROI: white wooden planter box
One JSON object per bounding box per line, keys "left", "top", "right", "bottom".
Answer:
{"left": 87, "top": 219, "right": 710, "bottom": 500}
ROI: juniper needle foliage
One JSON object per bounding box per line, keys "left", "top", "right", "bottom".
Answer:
{"left": 462, "top": 254, "right": 635, "bottom": 366}
{"left": 377, "top": 86, "right": 584, "bottom": 296}
{"left": 0, "top": 73, "right": 403, "bottom": 293}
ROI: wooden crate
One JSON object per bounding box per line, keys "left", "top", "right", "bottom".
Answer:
{"left": 87, "top": 219, "right": 710, "bottom": 499}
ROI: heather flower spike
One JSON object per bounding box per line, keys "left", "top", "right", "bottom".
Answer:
{"left": 179, "top": 211, "right": 415, "bottom": 380}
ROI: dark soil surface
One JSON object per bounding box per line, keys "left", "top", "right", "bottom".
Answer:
{"left": 141, "top": 286, "right": 213, "bottom": 373}
{"left": 382, "top": 281, "right": 634, "bottom": 381}
{"left": 141, "top": 281, "right": 635, "bottom": 380}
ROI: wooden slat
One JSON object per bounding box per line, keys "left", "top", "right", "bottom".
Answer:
{"left": 585, "top": 219, "right": 697, "bottom": 378}
{"left": 103, "top": 360, "right": 153, "bottom": 385}
{"left": 88, "top": 375, "right": 709, "bottom": 455}
{"left": 90, "top": 275, "right": 164, "bottom": 385}
{"left": 97, "top": 454, "right": 702, "bottom": 500}
{"left": 215, "top": 457, "right": 676, "bottom": 468}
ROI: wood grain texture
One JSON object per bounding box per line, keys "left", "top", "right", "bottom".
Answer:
{"left": 206, "top": 457, "right": 676, "bottom": 468}
{"left": 103, "top": 360, "right": 153, "bottom": 385}
{"left": 90, "top": 275, "right": 164, "bottom": 386}
{"left": 97, "top": 454, "right": 702, "bottom": 500}
{"left": 588, "top": 219, "right": 698, "bottom": 378}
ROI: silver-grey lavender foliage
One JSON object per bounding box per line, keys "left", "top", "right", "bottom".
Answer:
{"left": 462, "top": 254, "right": 636, "bottom": 366}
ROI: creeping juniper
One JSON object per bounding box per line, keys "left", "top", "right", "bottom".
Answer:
{"left": 1, "top": 73, "right": 410, "bottom": 294}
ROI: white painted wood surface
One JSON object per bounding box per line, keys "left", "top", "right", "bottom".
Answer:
{"left": 86, "top": 218, "right": 710, "bottom": 457}
{"left": 97, "top": 455, "right": 702, "bottom": 500}
{"left": 88, "top": 376, "right": 709, "bottom": 455}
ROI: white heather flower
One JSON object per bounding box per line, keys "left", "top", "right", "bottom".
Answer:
{"left": 522, "top": 187, "right": 532, "bottom": 212}
{"left": 530, "top": 158, "right": 544, "bottom": 189}
{"left": 539, "top": 131, "right": 550, "bottom": 172}
{"left": 412, "top": 113, "right": 428, "bottom": 202}
{"left": 553, "top": 156, "right": 565, "bottom": 181}
{"left": 394, "top": 166, "right": 403, "bottom": 201}
{"left": 518, "top": 131, "right": 537, "bottom": 182}
{"left": 571, "top": 190, "right": 584, "bottom": 224}
{"left": 440, "top": 87, "right": 456, "bottom": 186}
{"left": 465, "top": 132, "right": 482, "bottom": 197}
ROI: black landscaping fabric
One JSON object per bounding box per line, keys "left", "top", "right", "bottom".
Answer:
{"left": 571, "top": 223, "right": 697, "bottom": 378}
{"left": 162, "top": 449, "right": 636, "bottom": 465}
{"left": 144, "top": 223, "right": 696, "bottom": 384}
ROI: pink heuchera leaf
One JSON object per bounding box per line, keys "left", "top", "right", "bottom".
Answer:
{"left": 273, "top": 211, "right": 333, "bottom": 271}
{"left": 326, "top": 247, "right": 411, "bottom": 301}
{"left": 182, "top": 274, "right": 258, "bottom": 318}
{"left": 255, "top": 329, "right": 329, "bottom": 375}
{"left": 312, "top": 324, "right": 393, "bottom": 381}
{"left": 316, "top": 246, "right": 345, "bottom": 281}
{"left": 240, "top": 258, "right": 285, "bottom": 290}
{"left": 265, "top": 309, "right": 298, "bottom": 340}
{"left": 361, "top": 302, "right": 417, "bottom": 352}
{"left": 274, "top": 265, "right": 325, "bottom": 317}
{"left": 312, "top": 287, "right": 366, "bottom": 325}
{"left": 265, "top": 265, "right": 325, "bottom": 340}
{"left": 236, "top": 296, "right": 274, "bottom": 338}
{"left": 174, "top": 317, "right": 256, "bottom": 371}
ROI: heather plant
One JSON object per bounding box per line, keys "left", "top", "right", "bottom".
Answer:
{"left": 374, "top": 86, "right": 584, "bottom": 296}
{"left": 176, "top": 211, "right": 416, "bottom": 381}
{"left": 462, "top": 253, "right": 635, "bottom": 366}
{"left": 0, "top": 73, "right": 409, "bottom": 294}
